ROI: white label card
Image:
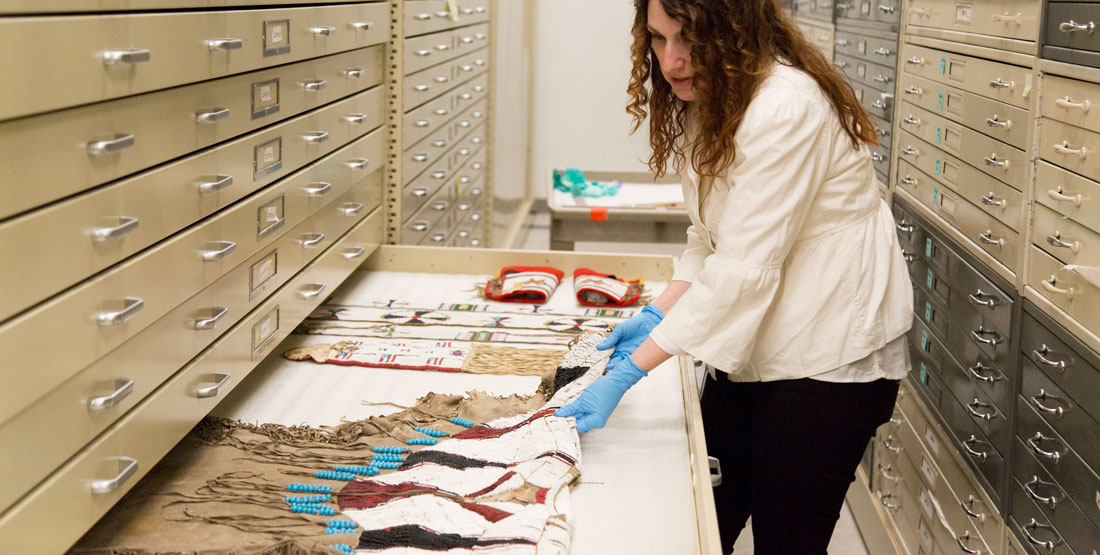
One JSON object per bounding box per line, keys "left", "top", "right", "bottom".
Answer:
{"left": 258, "top": 259, "right": 274, "bottom": 282}
{"left": 955, "top": 3, "right": 973, "bottom": 23}
{"left": 925, "top": 426, "right": 941, "bottom": 455}
{"left": 263, "top": 146, "right": 275, "bottom": 163}
{"left": 919, "top": 487, "right": 936, "bottom": 519}
{"left": 921, "top": 456, "right": 937, "bottom": 485}
{"left": 260, "top": 319, "right": 272, "bottom": 340}
{"left": 918, "top": 519, "right": 934, "bottom": 550}
{"left": 272, "top": 24, "right": 284, "bottom": 42}
{"left": 266, "top": 206, "right": 279, "bottom": 223}
{"left": 260, "top": 85, "right": 272, "bottom": 102}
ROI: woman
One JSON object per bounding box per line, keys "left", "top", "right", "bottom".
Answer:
{"left": 554, "top": 0, "right": 915, "bottom": 553}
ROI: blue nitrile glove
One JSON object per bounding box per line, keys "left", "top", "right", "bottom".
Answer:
{"left": 554, "top": 356, "right": 648, "bottom": 434}
{"left": 597, "top": 305, "right": 664, "bottom": 360}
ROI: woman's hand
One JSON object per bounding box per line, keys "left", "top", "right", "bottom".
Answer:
{"left": 554, "top": 356, "right": 648, "bottom": 434}
{"left": 597, "top": 305, "right": 664, "bottom": 360}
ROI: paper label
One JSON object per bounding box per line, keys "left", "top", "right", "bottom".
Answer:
{"left": 260, "top": 85, "right": 272, "bottom": 102}
{"left": 925, "top": 426, "right": 941, "bottom": 455}
{"left": 918, "top": 518, "right": 934, "bottom": 550}
{"left": 266, "top": 205, "right": 279, "bottom": 223}
{"left": 935, "top": 157, "right": 942, "bottom": 175}
{"left": 925, "top": 237, "right": 933, "bottom": 257}
{"left": 940, "top": 55, "right": 947, "bottom": 74}
{"left": 955, "top": 3, "right": 973, "bottom": 23}
{"left": 258, "top": 258, "right": 274, "bottom": 282}
{"left": 920, "top": 487, "right": 936, "bottom": 518}
{"left": 263, "top": 146, "right": 275, "bottom": 163}
{"left": 921, "top": 456, "right": 937, "bottom": 485}
{"left": 925, "top": 302, "right": 933, "bottom": 323}
{"left": 927, "top": 269, "right": 935, "bottom": 290}
{"left": 936, "top": 125, "right": 943, "bottom": 143}
{"left": 862, "top": 1, "right": 871, "bottom": 15}
{"left": 272, "top": 24, "right": 284, "bottom": 43}
{"left": 921, "top": 330, "right": 930, "bottom": 351}
{"left": 933, "top": 185, "right": 940, "bottom": 205}
{"left": 858, "top": 40, "right": 867, "bottom": 54}
{"left": 260, "top": 319, "right": 272, "bottom": 341}
{"left": 920, "top": 362, "right": 928, "bottom": 383}
{"left": 938, "top": 91, "right": 944, "bottom": 110}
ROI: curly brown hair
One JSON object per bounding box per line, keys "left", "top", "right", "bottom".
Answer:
{"left": 627, "top": 0, "right": 878, "bottom": 179}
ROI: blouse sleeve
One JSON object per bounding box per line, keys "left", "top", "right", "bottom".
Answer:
{"left": 670, "top": 225, "right": 711, "bottom": 283}
{"left": 648, "top": 87, "right": 835, "bottom": 370}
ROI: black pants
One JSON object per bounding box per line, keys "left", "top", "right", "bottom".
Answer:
{"left": 700, "top": 373, "right": 899, "bottom": 554}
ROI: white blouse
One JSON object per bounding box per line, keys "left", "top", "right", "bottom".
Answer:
{"left": 648, "top": 62, "right": 914, "bottom": 382}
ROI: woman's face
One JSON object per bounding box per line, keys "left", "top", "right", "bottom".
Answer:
{"left": 647, "top": 0, "right": 695, "bottom": 101}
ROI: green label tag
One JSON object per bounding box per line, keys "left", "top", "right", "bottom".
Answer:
{"left": 921, "top": 330, "right": 929, "bottom": 351}
{"left": 936, "top": 125, "right": 943, "bottom": 143}
{"left": 925, "top": 302, "right": 933, "bottom": 323}
{"left": 935, "top": 157, "right": 942, "bottom": 175}
{"left": 933, "top": 185, "right": 940, "bottom": 205}
{"left": 940, "top": 55, "right": 946, "bottom": 74}
{"left": 927, "top": 269, "right": 935, "bottom": 290}
{"left": 937, "top": 91, "right": 944, "bottom": 110}
{"left": 920, "top": 362, "right": 928, "bottom": 384}
{"left": 925, "top": 237, "right": 933, "bottom": 257}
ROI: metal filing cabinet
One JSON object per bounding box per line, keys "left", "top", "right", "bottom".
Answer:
{"left": 389, "top": 0, "right": 492, "bottom": 247}
{"left": 0, "top": 2, "right": 389, "bottom": 551}
{"left": 834, "top": 22, "right": 901, "bottom": 186}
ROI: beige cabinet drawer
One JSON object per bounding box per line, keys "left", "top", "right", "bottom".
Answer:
{"left": 401, "top": 123, "right": 486, "bottom": 220}
{"left": 0, "top": 173, "right": 381, "bottom": 513}
{"left": 423, "top": 218, "right": 457, "bottom": 247}
{"left": 1029, "top": 245, "right": 1100, "bottom": 339}
{"left": 456, "top": 174, "right": 487, "bottom": 207}
{"left": 0, "top": 45, "right": 383, "bottom": 221}
{"left": 0, "top": 207, "right": 379, "bottom": 553}
{"left": 1041, "top": 74, "right": 1100, "bottom": 129}
{"left": 2, "top": 0, "right": 363, "bottom": 14}
{"left": 404, "top": 0, "right": 490, "bottom": 37}
{"left": 895, "top": 152, "right": 1020, "bottom": 271}
{"left": 0, "top": 87, "right": 385, "bottom": 322}
{"left": 834, "top": 29, "right": 900, "bottom": 67}
{"left": 902, "top": 44, "right": 1031, "bottom": 109}
{"left": 1040, "top": 117, "right": 1100, "bottom": 183}
{"left": 895, "top": 133, "right": 1024, "bottom": 232}
{"left": 1035, "top": 161, "right": 1100, "bottom": 234}
{"left": 898, "top": 72, "right": 1028, "bottom": 149}
{"left": 403, "top": 216, "right": 437, "bottom": 245}
{"left": 0, "top": 130, "right": 386, "bottom": 431}
{"left": 404, "top": 94, "right": 456, "bottom": 147}
{"left": 1033, "top": 202, "right": 1100, "bottom": 268}
{"left": 907, "top": 0, "right": 1040, "bottom": 42}
{"left": 897, "top": 101, "right": 1027, "bottom": 189}
{"left": 404, "top": 22, "right": 490, "bottom": 74}
{"left": 403, "top": 98, "right": 487, "bottom": 184}
{"left": 404, "top": 47, "right": 490, "bottom": 111}
{"left": 414, "top": 186, "right": 457, "bottom": 231}
{"left": 0, "top": 3, "right": 389, "bottom": 121}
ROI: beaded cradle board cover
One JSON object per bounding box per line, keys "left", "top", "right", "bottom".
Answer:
{"left": 70, "top": 334, "right": 609, "bottom": 554}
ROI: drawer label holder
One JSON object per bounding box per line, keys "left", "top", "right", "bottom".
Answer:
{"left": 252, "top": 78, "right": 281, "bottom": 119}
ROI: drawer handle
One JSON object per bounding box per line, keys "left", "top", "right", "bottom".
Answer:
{"left": 1024, "top": 475, "right": 1063, "bottom": 509}
{"left": 835, "top": 38, "right": 850, "bottom": 46}
{"left": 95, "top": 297, "right": 144, "bottom": 326}
{"left": 470, "top": 213, "right": 482, "bottom": 221}
{"left": 871, "top": 99, "right": 888, "bottom": 109}
{"left": 979, "top": 192, "right": 1006, "bottom": 209}
{"left": 459, "top": 148, "right": 471, "bottom": 156}
{"left": 414, "top": 84, "right": 431, "bottom": 92}
{"left": 473, "top": 111, "right": 485, "bottom": 118}
{"left": 457, "top": 230, "right": 470, "bottom": 238}
{"left": 88, "top": 378, "right": 134, "bottom": 411}
{"left": 1027, "top": 432, "right": 1064, "bottom": 463}
{"left": 988, "top": 78, "right": 1014, "bottom": 91}
{"left": 816, "top": 36, "right": 829, "bottom": 44}
{"left": 472, "top": 162, "right": 484, "bottom": 171}
{"left": 1033, "top": 345, "right": 1068, "bottom": 371}
{"left": 901, "top": 146, "right": 918, "bottom": 156}
{"left": 470, "top": 187, "right": 483, "bottom": 196}
{"left": 102, "top": 49, "right": 150, "bottom": 66}
{"left": 966, "top": 362, "right": 998, "bottom": 384}
{"left": 304, "top": 182, "right": 332, "bottom": 197}
{"left": 871, "top": 152, "right": 885, "bottom": 162}
{"left": 415, "top": 49, "right": 432, "bottom": 57}
{"left": 90, "top": 456, "right": 139, "bottom": 494}
{"left": 412, "top": 222, "right": 430, "bottom": 232}
{"left": 1030, "top": 389, "right": 1066, "bottom": 419}
{"left": 412, "top": 153, "right": 429, "bottom": 162}
{"left": 970, "top": 326, "right": 1003, "bottom": 346}
{"left": 458, "top": 202, "right": 471, "bottom": 211}
{"left": 462, "top": 37, "right": 475, "bottom": 44}
{"left": 475, "top": 32, "right": 487, "bottom": 39}
{"left": 206, "top": 38, "right": 243, "bottom": 51}
{"left": 966, "top": 398, "right": 997, "bottom": 421}
{"left": 412, "top": 188, "right": 429, "bottom": 198}
{"left": 304, "top": 80, "right": 327, "bottom": 92}
{"left": 415, "top": 12, "right": 432, "bottom": 20}
{"left": 303, "top": 131, "right": 329, "bottom": 144}
{"left": 878, "top": 465, "right": 901, "bottom": 482}
{"left": 346, "top": 68, "right": 364, "bottom": 79}
{"left": 342, "top": 246, "right": 366, "bottom": 260}
{"left": 462, "top": 7, "right": 475, "bottom": 14}
{"left": 1045, "top": 232, "right": 1080, "bottom": 253}
{"left": 956, "top": 532, "right": 980, "bottom": 554}
{"left": 984, "top": 115, "right": 1011, "bottom": 129}
{"left": 299, "top": 233, "right": 326, "bottom": 248}
{"left": 298, "top": 283, "right": 327, "bottom": 300}
{"left": 459, "top": 176, "right": 472, "bottom": 184}
{"left": 977, "top": 230, "right": 1003, "bottom": 248}
{"left": 903, "top": 88, "right": 923, "bottom": 98}
{"left": 1041, "top": 275, "right": 1075, "bottom": 300}
{"left": 901, "top": 250, "right": 916, "bottom": 264}
{"left": 1052, "top": 141, "right": 1088, "bottom": 159}
{"left": 200, "top": 241, "right": 237, "bottom": 262}
{"left": 961, "top": 435, "right": 989, "bottom": 462}
{"left": 435, "top": 43, "right": 450, "bottom": 51}
{"left": 346, "top": 158, "right": 370, "bottom": 170}
{"left": 435, "top": 11, "right": 450, "bottom": 18}
{"left": 882, "top": 436, "right": 900, "bottom": 453}
{"left": 196, "top": 373, "right": 231, "bottom": 399}
{"left": 982, "top": 155, "right": 1008, "bottom": 168}
{"left": 429, "top": 233, "right": 448, "bottom": 243}
{"left": 87, "top": 133, "right": 135, "bottom": 155}
{"left": 344, "top": 113, "right": 368, "bottom": 124}
{"left": 459, "top": 120, "right": 472, "bottom": 128}
{"left": 836, "top": 2, "right": 852, "bottom": 9}
{"left": 192, "top": 306, "right": 229, "bottom": 331}
{"left": 431, "top": 201, "right": 448, "bottom": 211}
{"left": 310, "top": 26, "right": 336, "bottom": 36}
{"left": 1047, "top": 186, "right": 1083, "bottom": 206}
{"left": 434, "top": 108, "right": 450, "bottom": 116}
{"left": 195, "top": 107, "right": 231, "bottom": 124}
{"left": 460, "top": 93, "right": 473, "bottom": 100}
{"left": 474, "top": 85, "right": 486, "bottom": 93}
{"left": 879, "top": 493, "right": 899, "bottom": 510}
{"left": 475, "top": 59, "right": 486, "bottom": 66}
{"left": 878, "top": 4, "right": 896, "bottom": 14}
{"left": 91, "top": 216, "right": 140, "bottom": 242}
{"left": 903, "top": 116, "right": 920, "bottom": 126}
{"left": 1022, "top": 518, "right": 1063, "bottom": 552}
{"left": 431, "top": 171, "right": 447, "bottom": 179}
{"left": 434, "top": 76, "right": 451, "bottom": 83}
{"left": 991, "top": 12, "right": 1023, "bottom": 25}
{"left": 461, "top": 64, "right": 474, "bottom": 72}
{"left": 476, "top": 7, "right": 487, "bottom": 14}
{"left": 960, "top": 495, "right": 985, "bottom": 522}
{"left": 415, "top": 119, "right": 432, "bottom": 128}
{"left": 472, "top": 136, "right": 484, "bottom": 144}
{"left": 906, "top": 57, "right": 926, "bottom": 66}
{"left": 1055, "top": 96, "right": 1091, "bottom": 113}
{"left": 873, "top": 47, "right": 892, "bottom": 56}
{"left": 340, "top": 202, "right": 365, "bottom": 217}
{"left": 967, "top": 289, "right": 999, "bottom": 309}
{"left": 873, "top": 75, "right": 891, "bottom": 83}
{"left": 351, "top": 22, "right": 374, "bottom": 31}
{"left": 834, "top": 61, "right": 849, "bottom": 69}
{"left": 910, "top": 7, "right": 929, "bottom": 16}
{"left": 1059, "top": 20, "right": 1096, "bottom": 34}
{"left": 896, "top": 220, "right": 916, "bottom": 233}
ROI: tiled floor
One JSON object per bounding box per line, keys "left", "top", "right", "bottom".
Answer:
{"left": 518, "top": 206, "right": 871, "bottom": 555}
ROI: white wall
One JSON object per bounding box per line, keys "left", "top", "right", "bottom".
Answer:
{"left": 530, "top": 0, "right": 653, "bottom": 199}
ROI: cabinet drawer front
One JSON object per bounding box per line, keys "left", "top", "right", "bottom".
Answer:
{"left": 1009, "top": 479, "right": 1077, "bottom": 555}
{"left": 897, "top": 101, "right": 1026, "bottom": 190}
{"left": 938, "top": 347, "right": 1011, "bottom": 453}
{"left": 871, "top": 113, "right": 894, "bottom": 148}
{"left": 0, "top": 117, "right": 385, "bottom": 429}
{"left": 907, "top": 0, "right": 1040, "bottom": 42}
{"left": 937, "top": 389, "right": 1006, "bottom": 502}
{"left": 1042, "top": 74, "right": 1100, "bottom": 130}
{"left": 0, "top": 45, "right": 383, "bottom": 220}
{"left": 1040, "top": 118, "right": 1100, "bottom": 184}
{"left": 902, "top": 44, "right": 1031, "bottom": 109}
{"left": 852, "top": 81, "right": 895, "bottom": 121}
{"left": 1021, "top": 357, "right": 1100, "bottom": 476}
{"left": 1046, "top": 3, "right": 1100, "bottom": 53}
{"left": 404, "top": 22, "right": 490, "bottom": 74}
{"left": 1033, "top": 202, "right": 1100, "bottom": 268}
{"left": 0, "top": 3, "right": 389, "bottom": 121}
{"left": 403, "top": 46, "right": 489, "bottom": 112}
{"left": 871, "top": 143, "right": 892, "bottom": 177}
{"left": 405, "top": 0, "right": 490, "bottom": 37}
{"left": 0, "top": 87, "right": 385, "bottom": 323}
{"left": 1012, "top": 437, "right": 1100, "bottom": 554}
{"left": 898, "top": 72, "right": 1028, "bottom": 149}
{"left": 402, "top": 99, "right": 487, "bottom": 185}
{"left": 1028, "top": 246, "right": 1100, "bottom": 355}
{"left": 1021, "top": 308, "right": 1100, "bottom": 427}
{"left": 401, "top": 74, "right": 487, "bottom": 148}
{"left": 833, "top": 29, "right": 899, "bottom": 66}
{"left": 404, "top": 95, "right": 455, "bottom": 147}
{"left": 1036, "top": 162, "right": 1100, "bottom": 236}
{"left": 0, "top": 171, "right": 381, "bottom": 513}
{"left": 837, "top": 0, "right": 902, "bottom": 24}
{"left": 0, "top": 206, "right": 379, "bottom": 552}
